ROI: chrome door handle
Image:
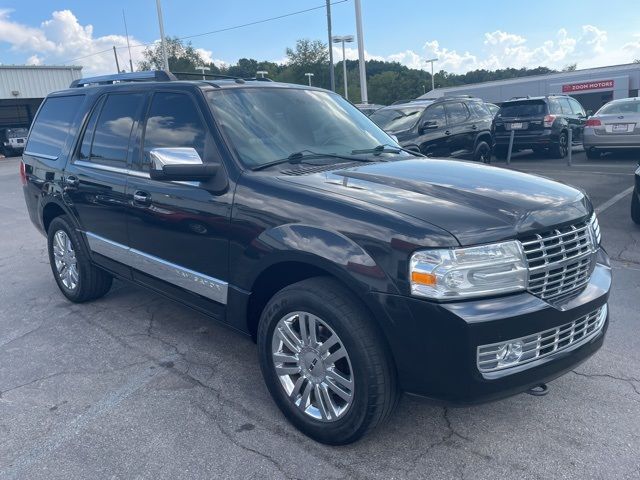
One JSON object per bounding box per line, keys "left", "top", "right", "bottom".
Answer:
{"left": 133, "top": 191, "right": 151, "bottom": 205}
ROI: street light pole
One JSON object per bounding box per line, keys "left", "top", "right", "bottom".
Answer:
{"left": 332, "top": 35, "right": 354, "bottom": 101}
{"left": 256, "top": 70, "right": 268, "bottom": 79}
{"left": 305, "top": 72, "right": 315, "bottom": 86}
{"left": 326, "top": 0, "right": 336, "bottom": 92}
{"left": 155, "top": 0, "right": 170, "bottom": 72}
{"left": 425, "top": 57, "right": 438, "bottom": 92}
{"left": 354, "top": 0, "right": 368, "bottom": 103}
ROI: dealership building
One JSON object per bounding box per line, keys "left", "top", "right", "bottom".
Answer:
{"left": 419, "top": 63, "right": 640, "bottom": 113}
{"left": 0, "top": 65, "right": 82, "bottom": 130}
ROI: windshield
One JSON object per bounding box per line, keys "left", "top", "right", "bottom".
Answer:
{"left": 498, "top": 101, "right": 547, "bottom": 117}
{"left": 598, "top": 101, "right": 640, "bottom": 115}
{"left": 370, "top": 105, "right": 427, "bottom": 132}
{"left": 206, "top": 88, "right": 400, "bottom": 168}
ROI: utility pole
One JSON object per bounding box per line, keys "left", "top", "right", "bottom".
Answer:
{"left": 123, "top": 9, "right": 134, "bottom": 72}
{"left": 305, "top": 72, "right": 315, "bottom": 86}
{"left": 326, "top": 0, "right": 335, "bottom": 92}
{"left": 155, "top": 0, "right": 170, "bottom": 72}
{"left": 113, "top": 46, "right": 121, "bottom": 73}
{"left": 425, "top": 57, "right": 438, "bottom": 92}
{"left": 354, "top": 0, "right": 368, "bottom": 103}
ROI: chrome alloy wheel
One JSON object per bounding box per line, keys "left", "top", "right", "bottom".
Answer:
{"left": 52, "top": 230, "right": 79, "bottom": 290}
{"left": 271, "top": 311, "right": 354, "bottom": 422}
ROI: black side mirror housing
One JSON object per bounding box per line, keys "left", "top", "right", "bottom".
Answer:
{"left": 150, "top": 163, "right": 218, "bottom": 181}
{"left": 419, "top": 121, "right": 439, "bottom": 134}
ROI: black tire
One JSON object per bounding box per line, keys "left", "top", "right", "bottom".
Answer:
{"left": 47, "top": 215, "right": 113, "bottom": 303}
{"left": 493, "top": 146, "right": 508, "bottom": 160}
{"left": 257, "top": 277, "right": 399, "bottom": 445}
{"left": 632, "top": 189, "right": 640, "bottom": 225}
{"left": 585, "top": 147, "right": 601, "bottom": 160}
{"left": 473, "top": 140, "right": 491, "bottom": 163}
{"left": 550, "top": 131, "right": 568, "bottom": 158}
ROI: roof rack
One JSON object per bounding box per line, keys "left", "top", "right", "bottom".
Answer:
{"left": 171, "top": 71, "right": 274, "bottom": 83}
{"left": 70, "top": 70, "right": 176, "bottom": 88}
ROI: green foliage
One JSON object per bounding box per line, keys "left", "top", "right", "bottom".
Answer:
{"left": 140, "top": 37, "right": 560, "bottom": 104}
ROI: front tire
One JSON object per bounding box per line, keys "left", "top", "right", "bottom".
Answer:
{"left": 47, "top": 215, "right": 113, "bottom": 303}
{"left": 257, "top": 277, "right": 398, "bottom": 445}
{"left": 632, "top": 189, "right": 640, "bottom": 225}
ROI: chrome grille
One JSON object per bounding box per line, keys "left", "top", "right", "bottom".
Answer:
{"left": 477, "top": 304, "right": 607, "bottom": 373}
{"left": 521, "top": 219, "right": 596, "bottom": 300}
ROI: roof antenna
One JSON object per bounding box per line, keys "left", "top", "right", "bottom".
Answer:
{"left": 122, "top": 9, "right": 134, "bottom": 72}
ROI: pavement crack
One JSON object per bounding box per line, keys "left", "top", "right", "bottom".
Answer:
{"left": 571, "top": 369, "right": 640, "bottom": 396}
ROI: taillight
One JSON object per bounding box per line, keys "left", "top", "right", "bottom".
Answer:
{"left": 585, "top": 118, "right": 602, "bottom": 127}
{"left": 543, "top": 115, "right": 556, "bottom": 128}
{"left": 19, "top": 161, "right": 27, "bottom": 185}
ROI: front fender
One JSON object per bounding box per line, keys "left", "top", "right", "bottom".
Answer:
{"left": 242, "top": 223, "right": 399, "bottom": 296}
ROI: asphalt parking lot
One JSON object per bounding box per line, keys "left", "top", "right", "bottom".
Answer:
{"left": 1, "top": 150, "right": 639, "bottom": 480}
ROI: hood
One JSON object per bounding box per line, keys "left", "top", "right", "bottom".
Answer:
{"left": 279, "top": 159, "right": 590, "bottom": 246}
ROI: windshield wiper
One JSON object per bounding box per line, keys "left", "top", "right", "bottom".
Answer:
{"left": 251, "top": 150, "right": 384, "bottom": 171}
{"left": 351, "top": 144, "right": 425, "bottom": 157}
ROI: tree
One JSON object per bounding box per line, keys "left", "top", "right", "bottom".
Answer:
{"left": 138, "top": 36, "right": 220, "bottom": 74}
{"left": 285, "top": 39, "right": 328, "bottom": 67}
{"left": 563, "top": 63, "right": 578, "bottom": 72}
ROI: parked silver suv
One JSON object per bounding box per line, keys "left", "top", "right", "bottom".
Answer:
{"left": 583, "top": 97, "right": 640, "bottom": 159}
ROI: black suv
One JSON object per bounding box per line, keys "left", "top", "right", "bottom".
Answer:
{"left": 492, "top": 95, "right": 587, "bottom": 159}
{"left": 369, "top": 96, "right": 494, "bottom": 163}
{"left": 21, "top": 71, "right": 610, "bottom": 445}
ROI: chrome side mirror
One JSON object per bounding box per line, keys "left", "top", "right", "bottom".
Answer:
{"left": 149, "top": 147, "right": 217, "bottom": 181}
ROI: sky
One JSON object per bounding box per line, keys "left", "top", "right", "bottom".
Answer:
{"left": 1, "top": 0, "right": 640, "bottom": 76}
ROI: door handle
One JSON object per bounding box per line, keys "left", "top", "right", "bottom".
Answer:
{"left": 470, "top": 125, "right": 478, "bottom": 130}
{"left": 444, "top": 130, "right": 451, "bottom": 135}
{"left": 63, "top": 175, "right": 79, "bottom": 190}
{"left": 133, "top": 191, "right": 151, "bottom": 205}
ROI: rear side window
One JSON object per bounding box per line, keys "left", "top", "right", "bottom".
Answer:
{"left": 499, "top": 101, "right": 547, "bottom": 117}
{"left": 445, "top": 102, "right": 469, "bottom": 125}
{"left": 142, "top": 92, "right": 207, "bottom": 169}
{"left": 558, "top": 98, "right": 573, "bottom": 115}
{"left": 26, "top": 95, "right": 84, "bottom": 159}
{"left": 79, "top": 93, "right": 145, "bottom": 167}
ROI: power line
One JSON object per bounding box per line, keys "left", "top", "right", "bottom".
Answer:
{"left": 62, "top": 0, "right": 349, "bottom": 65}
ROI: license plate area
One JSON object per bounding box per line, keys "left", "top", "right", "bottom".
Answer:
{"left": 611, "top": 123, "right": 631, "bottom": 133}
{"left": 508, "top": 122, "right": 527, "bottom": 130}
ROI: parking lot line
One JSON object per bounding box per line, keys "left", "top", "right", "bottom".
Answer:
{"left": 595, "top": 186, "right": 635, "bottom": 214}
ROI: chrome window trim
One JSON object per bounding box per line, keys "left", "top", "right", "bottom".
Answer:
{"left": 73, "top": 160, "right": 150, "bottom": 178}
{"left": 24, "top": 151, "right": 59, "bottom": 161}
{"left": 84, "top": 232, "right": 227, "bottom": 304}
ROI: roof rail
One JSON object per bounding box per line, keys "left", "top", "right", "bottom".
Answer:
{"left": 171, "top": 71, "right": 274, "bottom": 83}
{"left": 69, "top": 70, "right": 177, "bottom": 88}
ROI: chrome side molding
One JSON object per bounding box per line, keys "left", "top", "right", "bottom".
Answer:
{"left": 85, "top": 232, "right": 228, "bottom": 304}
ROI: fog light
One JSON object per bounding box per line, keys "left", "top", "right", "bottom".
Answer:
{"left": 496, "top": 341, "right": 524, "bottom": 367}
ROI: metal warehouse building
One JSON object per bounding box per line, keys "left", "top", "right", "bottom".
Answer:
{"left": 419, "top": 63, "right": 640, "bottom": 114}
{"left": 0, "top": 65, "right": 82, "bottom": 130}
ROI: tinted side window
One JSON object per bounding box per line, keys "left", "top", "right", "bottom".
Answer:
{"left": 90, "top": 93, "right": 145, "bottom": 167}
{"left": 569, "top": 98, "right": 585, "bottom": 116}
{"left": 548, "top": 99, "right": 562, "bottom": 115}
{"left": 142, "top": 92, "right": 207, "bottom": 169}
{"left": 445, "top": 102, "right": 469, "bottom": 125}
{"left": 79, "top": 97, "right": 105, "bottom": 160}
{"left": 26, "top": 95, "right": 84, "bottom": 159}
{"left": 558, "top": 98, "right": 573, "bottom": 115}
{"left": 421, "top": 104, "right": 446, "bottom": 128}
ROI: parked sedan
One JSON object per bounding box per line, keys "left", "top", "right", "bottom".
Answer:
{"left": 354, "top": 103, "right": 385, "bottom": 116}
{"left": 583, "top": 98, "right": 640, "bottom": 159}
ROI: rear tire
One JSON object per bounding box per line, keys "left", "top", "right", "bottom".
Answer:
{"left": 257, "top": 277, "right": 399, "bottom": 445}
{"left": 550, "top": 131, "right": 568, "bottom": 158}
{"left": 632, "top": 190, "right": 640, "bottom": 225}
{"left": 47, "top": 215, "right": 113, "bottom": 303}
{"left": 585, "top": 147, "right": 601, "bottom": 160}
{"left": 473, "top": 141, "right": 491, "bottom": 163}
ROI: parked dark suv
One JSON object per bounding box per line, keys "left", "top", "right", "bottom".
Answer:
{"left": 21, "top": 71, "right": 610, "bottom": 445}
{"left": 370, "top": 96, "right": 494, "bottom": 163}
{"left": 492, "top": 95, "right": 587, "bottom": 159}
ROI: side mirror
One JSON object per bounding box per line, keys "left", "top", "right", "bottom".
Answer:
{"left": 586, "top": 110, "right": 593, "bottom": 117}
{"left": 149, "top": 148, "right": 218, "bottom": 181}
{"left": 419, "top": 120, "right": 439, "bottom": 134}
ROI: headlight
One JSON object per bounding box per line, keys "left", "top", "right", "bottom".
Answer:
{"left": 589, "top": 213, "right": 601, "bottom": 246}
{"left": 410, "top": 240, "right": 528, "bottom": 300}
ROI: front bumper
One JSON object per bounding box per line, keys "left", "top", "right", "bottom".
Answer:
{"left": 369, "top": 249, "right": 611, "bottom": 404}
{"left": 493, "top": 129, "right": 557, "bottom": 149}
